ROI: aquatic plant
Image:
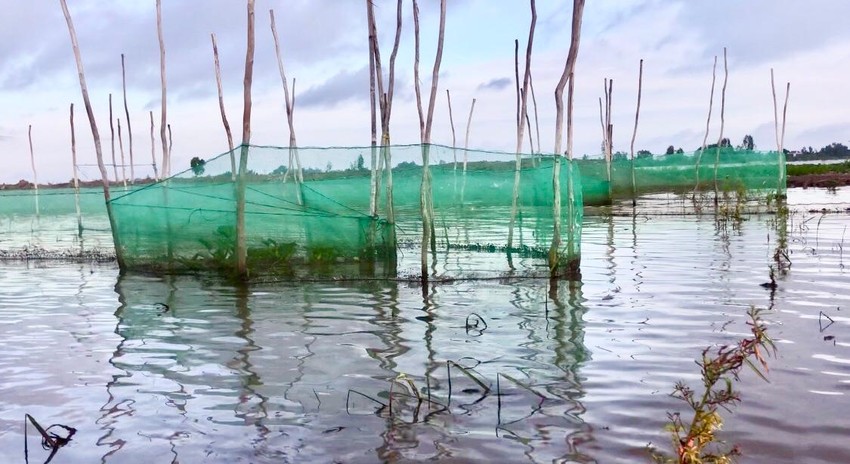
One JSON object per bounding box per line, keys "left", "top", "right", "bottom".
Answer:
{"left": 652, "top": 306, "right": 775, "bottom": 464}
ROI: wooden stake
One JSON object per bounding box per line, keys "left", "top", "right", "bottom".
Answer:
{"left": 149, "top": 111, "right": 159, "bottom": 180}
{"left": 109, "top": 94, "right": 117, "bottom": 182}
{"left": 121, "top": 53, "right": 134, "bottom": 184}
{"left": 446, "top": 89, "right": 457, "bottom": 169}
{"left": 60, "top": 0, "right": 125, "bottom": 269}
{"left": 28, "top": 124, "right": 39, "bottom": 215}
{"left": 463, "top": 98, "right": 476, "bottom": 171}
{"left": 771, "top": 69, "right": 791, "bottom": 194}
{"left": 412, "top": 0, "right": 447, "bottom": 281}
{"left": 236, "top": 0, "right": 256, "bottom": 277}
{"left": 629, "top": 59, "right": 643, "bottom": 206}
{"left": 529, "top": 73, "right": 541, "bottom": 156}
{"left": 550, "top": 0, "right": 585, "bottom": 277}
{"left": 156, "top": 0, "right": 169, "bottom": 177}
{"left": 211, "top": 33, "right": 236, "bottom": 181}
{"left": 367, "top": 4, "right": 378, "bottom": 217}
{"left": 714, "top": 47, "right": 728, "bottom": 204}
{"left": 694, "top": 56, "right": 717, "bottom": 196}
{"left": 70, "top": 103, "right": 82, "bottom": 237}
{"left": 167, "top": 123, "right": 173, "bottom": 169}
{"left": 508, "top": 0, "right": 536, "bottom": 252}
{"left": 118, "top": 118, "right": 127, "bottom": 188}
{"left": 269, "top": 8, "right": 303, "bottom": 201}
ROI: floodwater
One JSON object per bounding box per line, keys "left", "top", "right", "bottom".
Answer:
{"left": 1, "top": 188, "right": 849, "bottom": 463}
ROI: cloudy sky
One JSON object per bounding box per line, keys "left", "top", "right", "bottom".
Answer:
{"left": 2, "top": 0, "right": 850, "bottom": 183}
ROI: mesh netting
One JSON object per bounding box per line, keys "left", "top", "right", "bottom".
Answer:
{"left": 0, "top": 187, "right": 114, "bottom": 259}
{"left": 108, "top": 144, "right": 583, "bottom": 278}
{"left": 578, "top": 149, "right": 785, "bottom": 206}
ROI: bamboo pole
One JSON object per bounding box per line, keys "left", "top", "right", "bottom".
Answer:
{"left": 236, "top": 0, "right": 256, "bottom": 277}
{"left": 60, "top": 0, "right": 125, "bottom": 269}
{"left": 446, "top": 89, "right": 457, "bottom": 169}
{"left": 109, "top": 94, "right": 117, "bottom": 182}
{"left": 508, "top": 0, "right": 536, "bottom": 253}
{"left": 70, "top": 103, "right": 82, "bottom": 237}
{"left": 629, "top": 59, "right": 643, "bottom": 206}
{"left": 156, "top": 0, "right": 169, "bottom": 178}
{"left": 28, "top": 124, "right": 39, "bottom": 215}
{"left": 149, "top": 111, "right": 159, "bottom": 180}
{"left": 269, "top": 9, "right": 303, "bottom": 204}
{"left": 713, "top": 47, "right": 728, "bottom": 204}
{"left": 211, "top": 33, "right": 236, "bottom": 181}
{"left": 694, "top": 56, "right": 717, "bottom": 197}
{"left": 121, "top": 53, "right": 134, "bottom": 184}
{"left": 118, "top": 118, "right": 127, "bottom": 188}
{"left": 550, "top": 0, "right": 585, "bottom": 277}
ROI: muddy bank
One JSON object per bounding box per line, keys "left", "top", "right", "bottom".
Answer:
{"left": 787, "top": 173, "right": 850, "bottom": 188}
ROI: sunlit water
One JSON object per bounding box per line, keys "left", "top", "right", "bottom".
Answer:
{"left": 1, "top": 188, "right": 849, "bottom": 463}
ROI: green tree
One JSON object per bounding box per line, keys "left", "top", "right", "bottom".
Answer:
{"left": 190, "top": 157, "right": 206, "bottom": 176}
{"left": 740, "top": 134, "right": 755, "bottom": 151}
{"left": 637, "top": 149, "right": 653, "bottom": 160}
{"left": 665, "top": 145, "right": 675, "bottom": 155}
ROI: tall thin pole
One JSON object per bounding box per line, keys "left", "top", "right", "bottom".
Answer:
{"left": 149, "top": 111, "right": 159, "bottom": 180}
{"left": 713, "top": 47, "right": 728, "bottom": 204}
{"left": 629, "top": 59, "right": 643, "bottom": 206}
{"left": 694, "top": 56, "right": 717, "bottom": 196}
{"left": 60, "top": 0, "right": 125, "bottom": 269}
{"left": 70, "top": 103, "right": 82, "bottom": 237}
{"left": 211, "top": 33, "right": 236, "bottom": 181}
{"left": 463, "top": 98, "right": 476, "bottom": 171}
{"left": 156, "top": 0, "right": 169, "bottom": 178}
{"left": 446, "top": 89, "right": 457, "bottom": 169}
{"left": 270, "top": 9, "right": 302, "bottom": 194}
{"left": 118, "top": 118, "right": 127, "bottom": 188}
{"left": 508, "top": 0, "right": 536, "bottom": 252}
{"left": 413, "top": 0, "right": 447, "bottom": 281}
{"left": 109, "top": 94, "right": 117, "bottom": 182}
{"left": 236, "top": 0, "right": 256, "bottom": 277}
{"left": 28, "top": 124, "right": 39, "bottom": 215}
{"left": 550, "top": 0, "right": 585, "bottom": 277}
{"left": 121, "top": 53, "right": 134, "bottom": 183}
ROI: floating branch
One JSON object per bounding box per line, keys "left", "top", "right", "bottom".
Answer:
{"left": 121, "top": 53, "right": 134, "bottom": 183}
{"left": 211, "top": 33, "right": 236, "bottom": 181}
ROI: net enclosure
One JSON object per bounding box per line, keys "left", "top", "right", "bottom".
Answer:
{"left": 107, "top": 144, "right": 583, "bottom": 279}
{"left": 578, "top": 148, "right": 786, "bottom": 206}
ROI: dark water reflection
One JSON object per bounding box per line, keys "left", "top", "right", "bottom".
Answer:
{"left": 1, "top": 189, "right": 850, "bottom": 463}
